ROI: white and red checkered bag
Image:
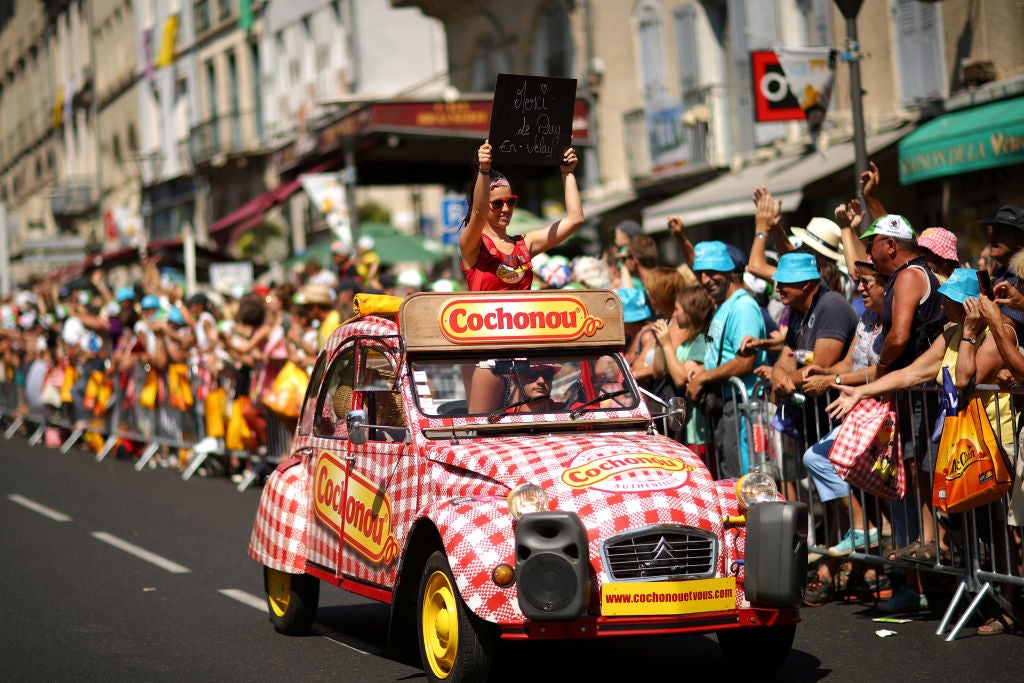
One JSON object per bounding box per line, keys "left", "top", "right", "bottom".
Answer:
{"left": 828, "top": 397, "right": 906, "bottom": 499}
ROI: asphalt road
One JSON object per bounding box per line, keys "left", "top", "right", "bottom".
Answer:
{"left": 2, "top": 435, "right": 1021, "bottom": 682}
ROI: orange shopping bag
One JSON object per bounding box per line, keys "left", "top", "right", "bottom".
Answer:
{"left": 205, "top": 387, "right": 227, "bottom": 438}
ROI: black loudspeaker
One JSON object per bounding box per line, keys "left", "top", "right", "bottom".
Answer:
{"left": 743, "top": 501, "right": 808, "bottom": 608}
{"left": 515, "top": 511, "right": 590, "bottom": 620}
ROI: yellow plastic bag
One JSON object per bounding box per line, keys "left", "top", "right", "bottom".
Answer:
{"left": 60, "top": 364, "right": 78, "bottom": 404}
{"left": 260, "top": 361, "right": 309, "bottom": 419}
{"left": 226, "top": 396, "right": 258, "bottom": 452}
{"left": 167, "top": 363, "right": 194, "bottom": 411}
{"left": 83, "top": 370, "right": 114, "bottom": 416}
{"left": 205, "top": 387, "right": 226, "bottom": 438}
{"left": 139, "top": 368, "right": 160, "bottom": 410}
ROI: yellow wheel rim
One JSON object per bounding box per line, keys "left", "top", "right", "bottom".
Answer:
{"left": 266, "top": 568, "right": 291, "bottom": 618}
{"left": 421, "top": 569, "right": 459, "bottom": 679}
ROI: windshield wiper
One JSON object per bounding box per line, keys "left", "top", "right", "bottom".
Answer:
{"left": 569, "top": 390, "right": 631, "bottom": 419}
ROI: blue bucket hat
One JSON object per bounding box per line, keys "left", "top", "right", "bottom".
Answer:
{"left": 115, "top": 286, "right": 136, "bottom": 303}
{"left": 140, "top": 295, "right": 161, "bottom": 310}
{"left": 937, "top": 268, "right": 980, "bottom": 303}
{"left": 692, "top": 241, "right": 736, "bottom": 273}
{"left": 774, "top": 252, "right": 821, "bottom": 284}
{"left": 166, "top": 307, "right": 185, "bottom": 325}
{"left": 616, "top": 287, "right": 653, "bottom": 323}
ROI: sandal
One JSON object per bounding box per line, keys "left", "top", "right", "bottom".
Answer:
{"left": 904, "top": 540, "right": 952, "bottom": 566}
{"left": 886, "top": 539, "right": 923, "bottom": 562}
{"left": 977, "top": 614, "right": 1017, "bottom": 636}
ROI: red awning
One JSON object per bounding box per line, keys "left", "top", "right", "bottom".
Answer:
{"left": 207, "top": 160, "right": 336, "bottom": 247}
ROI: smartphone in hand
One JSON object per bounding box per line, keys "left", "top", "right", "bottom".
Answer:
{"left": 977, "top": 270, "right": 994, "bottom": 299}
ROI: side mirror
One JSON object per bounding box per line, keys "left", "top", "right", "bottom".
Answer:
{"left": 666, "top": 397, "right": 687, "bottom": 433}
{"left": 347, "top": 409, "right": 368, "bottom": 445}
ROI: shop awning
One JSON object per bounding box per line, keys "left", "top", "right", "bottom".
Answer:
{"left": 207, "top": 160, "right": 336, "bottom": 247}
{"left": 899, "top": 96, "right": 1024, "bottom": 185}
{"left": 642, "top": 127, "right": 911, "bottom": 232}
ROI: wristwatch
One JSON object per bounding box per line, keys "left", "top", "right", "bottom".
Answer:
{"left": 960, "top": 336, "right": 977, "bottom": 345}
{"left": 756, "top": 232, "right": 766, "bottom": 240}
{"left": 834, "top": 374, "right": 842, "bottom": 385}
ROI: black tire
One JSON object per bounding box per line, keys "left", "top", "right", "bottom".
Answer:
{"left": 417, "top": 550, "right": 495, "bottom": 683}
{"left": 264, "top": 566, "right": 320, "bottom": 635}
{"left": 716, "top": 623, "right": 796, "bottom": 671}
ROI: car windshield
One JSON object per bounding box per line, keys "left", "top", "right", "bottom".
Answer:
{"left": 409, "top": 352, "right": 638, "bottom": 419}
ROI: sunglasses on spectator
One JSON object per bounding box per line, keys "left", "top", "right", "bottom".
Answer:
{"left": 489, "top": 196, "right": 520, "bottom": 211}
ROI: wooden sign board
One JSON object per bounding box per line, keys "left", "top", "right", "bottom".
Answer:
{"left": 488, "top": 73, "right": 577, "bottom": 166}
{"left": 399, "top": 290, "right": 625, "bottom": 353}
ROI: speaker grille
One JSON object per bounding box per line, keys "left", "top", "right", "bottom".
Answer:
{"left": 518, "top": 554, "right": 577, "bottom": 613}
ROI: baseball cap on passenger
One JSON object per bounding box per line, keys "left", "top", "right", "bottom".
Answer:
{"left": 692, "top": 241, "right": 736, "bottom": 273}
{"left": 773, "top": 252, "right": 821, "bottom": 284}
{"left": 860, "top": 214, "right": 916, "bottom": 241}
{"left": 937, "top": 268, "right": 980, "bottom": 303}
{"left": 917, "top": 227, "right": 959, "bottom": 263}
{"left": 979, "top": 205, "right": 1024, "bottom": 230}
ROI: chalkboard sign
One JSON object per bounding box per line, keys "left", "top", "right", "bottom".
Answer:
{"left": 488, "top": 73, "right": 577, "bottom": 166}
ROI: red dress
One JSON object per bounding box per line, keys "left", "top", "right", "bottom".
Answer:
{"left": 461, "top": 234, "right": 534, "bottom": 291}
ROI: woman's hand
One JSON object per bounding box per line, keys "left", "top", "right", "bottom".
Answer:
{"left": 652, "top": 319, "right": 671, "bottom": 348}
{"left": 826, "top": 384, "right": 863, "bottom": 420}
{"left": 560, "top": 147, "right": 578, "bottom": 173}
{"left": 668, "top": 215, "right": 684, "bottom": 238}
{"left": 962, "top": 297, "right": 987, "bottom": 338}
{"left": 477, "top": 140, "right": 493, "bottom": 172}
{"left": 801, "top": 363, "right": 825, "bottom": 380}
{"left": 803, "top": 375, "right": 833, "bottom": 397}
{"left": 993, "top": 280, "right": 1024, "bottom": 311}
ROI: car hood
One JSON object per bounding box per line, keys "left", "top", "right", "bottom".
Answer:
{"left": 423, "top": 432, "right": 719, "bottom": 514}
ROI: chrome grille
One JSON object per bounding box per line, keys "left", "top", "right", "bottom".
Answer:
{"left": 602, "top": 526, "right": 717, "bottom": 581}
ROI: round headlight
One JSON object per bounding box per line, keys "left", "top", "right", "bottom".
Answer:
{"left": 507, "top": 483, "right": 550, "bottom": 520}
{"left": 735, "top": 471, "right": 778, "bottom": 509}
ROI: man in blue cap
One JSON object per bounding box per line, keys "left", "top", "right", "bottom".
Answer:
{"left": 685, "top": 240, "right": 767, "bottom": 479}
{"left": 764, "top": 252, "right": 857, "bottom": 399}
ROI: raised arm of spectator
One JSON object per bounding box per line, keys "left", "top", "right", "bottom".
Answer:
{"left": 860, "top": 161, "right": 887, "bottom": 220}
{"left": 668, "top": 216, "right": 695, "bottom": 267}
{"left": 835, "top": 199, "right": 869, "bottom": 272}
{"left": 747, "top": 187, "right": 781, "bottom": 281}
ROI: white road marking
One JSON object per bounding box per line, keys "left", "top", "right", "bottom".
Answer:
{"left": 90, "top": 531, "right": 191, "bottom": 574}
{"left": 218, "top": 588, "right": 268, "bottom": 613}
{"left": 8, "top": 494, "right": 72, "bottom": 522}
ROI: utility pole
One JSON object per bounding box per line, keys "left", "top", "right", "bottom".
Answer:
{"left": 833, "top": 0, "right": 869, "bottom": 211}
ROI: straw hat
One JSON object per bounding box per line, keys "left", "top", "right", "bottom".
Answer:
{"left": 790, "top": 217, "right": 843, "bottom": 262}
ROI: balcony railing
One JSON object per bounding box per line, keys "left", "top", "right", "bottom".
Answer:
{"left": 188, "top": 110, "right": 265, "bottom": 166}
{"left": 50, "top": 180, "right": 98, "bottom": 217}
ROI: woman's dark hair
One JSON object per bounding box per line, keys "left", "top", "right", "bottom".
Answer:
{"left": 237, "top": 292, "right": 267, "bottom": 327}
{"left": 459, "top": 167, "right": 508, "bottom": 229}
{"left": 799, "top": 246, "right": 844, "bottom": 294}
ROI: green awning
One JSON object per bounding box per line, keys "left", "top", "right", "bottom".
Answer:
{"left": 899, "top": 96, "right": 1024, "bottom": 185}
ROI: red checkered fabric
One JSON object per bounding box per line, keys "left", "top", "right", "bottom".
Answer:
{"left": 828, "top": 398, "right": 906, "bottom": 499}
{"left": 918, "top": 227, "right": 959, "bottom": 263}
{"left": 248, "top": 458, "right": 310, "bottom": 573}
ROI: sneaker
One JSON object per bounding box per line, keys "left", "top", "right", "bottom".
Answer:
{"left": 828, "top": 527, "right": 881, "bottom": 557}
{"left": 230, "top": 472, "right": 245, "bottom": 484}
{"left": 878, "top": 585, "right": 927, "bottom": 613}
{"left": 803, "top": 576, "right": 835, "bottom": 607}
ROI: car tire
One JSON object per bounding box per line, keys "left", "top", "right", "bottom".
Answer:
{"left": 716, "top": 623, "right": 796, "bottom": 671}
{"left": 264, "top": 566, "right": 320, "bottom": 635}
{"left": 417, "top": 550, "right": 495, "bottom": 682}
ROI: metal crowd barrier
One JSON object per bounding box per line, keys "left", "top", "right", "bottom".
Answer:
{"left": 692, "top": 380, "right": 1023, "bottom": 641}
{"left": 0, "top": 358, "right": 295, "bottom": 493}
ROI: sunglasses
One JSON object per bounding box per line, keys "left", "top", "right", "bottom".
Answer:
{"left": 523, "top": 369, "right": 555, "bottom": 382}
{"left": 489, "top": 195, "right": 520, "bottom": 211}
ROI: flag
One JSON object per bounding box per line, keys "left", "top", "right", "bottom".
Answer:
{"left": 53, "top": 88, "right": 64, "bottom": 128}
{"left": 239, "top": 0, "right": 254, "bottom": 30}
{"left": 156, "top": 15, "right": 179, "bottom": 68}
{"left": 774, "top": 47, "right": 837, "bottom": 142}
{"left": 931, "top": 365, "right": 959, "bottom": 443}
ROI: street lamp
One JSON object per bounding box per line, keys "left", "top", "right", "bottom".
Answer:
{"left": 833, "top": 0, "right": 869, "bottom": 210}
